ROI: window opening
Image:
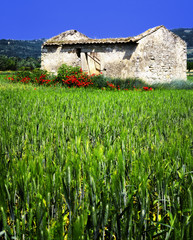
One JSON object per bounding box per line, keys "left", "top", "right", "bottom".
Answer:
{"left": 76, "top": 48, "right": 81, "bottom": 58}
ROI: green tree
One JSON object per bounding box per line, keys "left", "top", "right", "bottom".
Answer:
{"left": 187, "top": 61, "right": 193, "bottom": 72}
{"left": 0, "top": 55, "right": 40, "bottom": 71}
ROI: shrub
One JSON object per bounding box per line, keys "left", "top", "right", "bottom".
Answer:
{"left": 57, "top": 64, "right": 94, "bottom": 88}
{"left": 95, "top": 77, "right": 150, "bottom": 90}
{"left": 90, "top": 74, "right": 108, "bottom": 88}
{"left": 62, "top": 75, "right": 94, "bottom": 88}
{"left": 5, "top": 63, "right": 155, "bottom": 91}
{"left": 110, "top": 78, "right": 150, "bottom": 90}
{"left": 31, "top": 69, "right": 55, "bottom": 86}
{"left": 16, "top": 70, "right": 32, "bottom": 81}
{"left": 57, "top": 64, "right": 83, "bottom": 82}
{"left": 5, "top": 69, "right": 51, "bottom": 85}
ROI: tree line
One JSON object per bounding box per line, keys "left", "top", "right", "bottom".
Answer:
{"left": 0, "top": 55, "right": 40, "bottom": 71}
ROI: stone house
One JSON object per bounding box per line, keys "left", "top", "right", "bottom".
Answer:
{"left": 41, "top": 26, "right": 187, "bottom": 84}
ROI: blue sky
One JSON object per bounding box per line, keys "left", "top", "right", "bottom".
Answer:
{"left": 1, "top": 0, "right": 193, "bottom": 40}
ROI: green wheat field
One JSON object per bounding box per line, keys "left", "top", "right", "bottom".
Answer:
{"left": 0, "top": 76, "right": 193, "bottom": 239}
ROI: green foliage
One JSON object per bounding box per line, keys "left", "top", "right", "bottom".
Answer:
{"left": 109, "top": 77, "right": 149, "bottom": 89}
{"left": 0, "top": 55, "right": 40, "bottom": 71}
{"left": 0, "top": 55, "right": 17, "bottom": 70}
{"left": 56, "top": 64, "right": 95, "bottom": 88}
{"left": 0, "top": 79, "right": 193, "bottom": 239}
{"left": 187, "top": 61, "right": 193, "bottom": 71}
{"left": 82, "top": 74, "right": 149, "bottom": 90}
{"left": 90, "top": 74, "right": 108, "bottom": 88}
{"left": 57, "top": 64, "right": 83, "bottom": 82}
{"left": 5, "top": 69, "right": 51, "bottom": 85}
{"left": 31, "top": 68, "right": 48, "bottom": 79}
{"left": 0, "top": 38, "right": 45, "bottom": 58}
{"left": 17, "top": 57, "right": 41, "bottom": 70}
{"left": 21, "top": 68, "right": 47, "bottom": 80}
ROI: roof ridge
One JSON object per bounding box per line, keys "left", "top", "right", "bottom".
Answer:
{"left": 132, "top": 25, "right": 165, "bottom": 41}
{"left": 43, "top": 26, "right": 166, "bottom": 46}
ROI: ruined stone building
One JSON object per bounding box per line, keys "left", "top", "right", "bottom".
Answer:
{"left": 41, "top": 26, "right": 187, "bottom": 84}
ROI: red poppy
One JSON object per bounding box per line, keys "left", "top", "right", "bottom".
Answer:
{"left": 143, "top": 87, "right": 149, "bottom": 91}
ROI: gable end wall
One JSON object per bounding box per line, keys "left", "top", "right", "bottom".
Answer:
{"left": 130, "top": 27, "right": 187, "bottom": 83}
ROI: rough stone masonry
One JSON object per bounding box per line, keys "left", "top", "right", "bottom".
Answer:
{"left": 41, "top": 26, "right": 187, "bottom": 84}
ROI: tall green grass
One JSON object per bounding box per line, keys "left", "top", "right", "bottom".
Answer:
{"left": 0, "top": 78, "right": 193, "bottom": 239}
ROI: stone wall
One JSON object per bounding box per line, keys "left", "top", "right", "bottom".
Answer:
{"left": 130, "top": 27, "right": 187, "bottom": 83}
{"left": 41, "top": 43, "right": 138, "bottom": 77}
{"left": 41, "top": 27, "right": 187, "bottom": 83}
{"left": 41, "top": 45, "right": 81, "bottom": 73}
{"left": 96, "top": 43, "right": 137, "bottom": 79}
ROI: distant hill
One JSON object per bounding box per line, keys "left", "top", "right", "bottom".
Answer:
{"left": 171, "top": 28, "right": 193, "bottom": 47}
{"left": 171, "top": 28, "right": 193, "bottom": 60}
{"left": 0, "top": 39, "right": 46, "bottom": 59}
{"left": 0, "top": 28, "right": 193, "bottom": 60}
